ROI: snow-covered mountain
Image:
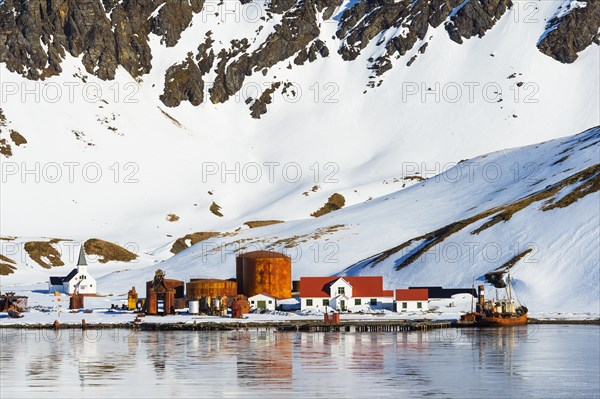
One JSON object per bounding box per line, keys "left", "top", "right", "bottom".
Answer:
{"left": 0, "top": 1, "right": 598, "bottom": 312}
{"left": 3, "top": 126, "right": 599, "bottom": 313}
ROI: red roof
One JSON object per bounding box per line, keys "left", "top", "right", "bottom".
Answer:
{"left": 300, "top": 276, "right": 393, "bottom": 298}
{"left": 395, "top": 288, "right": 428, "bottom": 301}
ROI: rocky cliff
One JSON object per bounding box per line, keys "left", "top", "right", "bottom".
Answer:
{"left": 0, "top": 0, "right": 598, "bottom": 117}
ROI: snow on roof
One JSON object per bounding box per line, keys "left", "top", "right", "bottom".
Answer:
{"left": 395, "top": 289, "right": 428, "bottom": 301}
{"left": 248, "top": 293, "right": 278, "bottom": 299}
{"left": 300, "top": 276, "right": 393, "bottom": 298}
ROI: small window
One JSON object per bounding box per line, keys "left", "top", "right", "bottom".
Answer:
{"left": 338, "top": 287, "right": 345, "bottom": 295}
{"left": 417, "top": 302, "right": 422, "bottom": 309}
{"left": 251, "top": 300, "right": 255, "bottom": 304}
{"left": 322, "top": 299, "right": 329, "bottom": 306}
{"left": 355, "top": 299, "right": 361, "bottom": 305}
{"left": 268, "top": 300, "right": 272, "bottom": 304}
{"left": 402, "top": 302, "right": 407, "bottom": 309}
{"left": 306, "top": 299, "right": 313, "bottom": 306}
{"left": 370, "top": 298, "right": 377, "bottom": 306}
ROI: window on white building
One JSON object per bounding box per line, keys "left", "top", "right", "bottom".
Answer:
{"left": 355, "top": 299, "right": 361, "bottom": 305}
{"left": 338, "top": 287, "right": 345, "bottom": 295}
{"left": 306, "top": 299, "right": 313, "bottom": 306}
{"left": 402, "top": 302, "right": 407, "bottom": 309}
{"left": 370, "top": 298, "right": 377, "bottom": 306}
{"left": 417, "top": 302, "right": 422, "bottom": 309}
{"left": 323, "top": 299, "right": 328, "bottom": 306}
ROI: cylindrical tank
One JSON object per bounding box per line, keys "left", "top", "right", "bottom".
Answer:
{"left": 186, "top": 279, "right": 237, "bottom": 300}
{"left": 146, "top": 281, "right": 157, "bottom": 314}
{"left": 69, "top": 294, "right": 84, "bottom": 310}
{"left": 127, "top": 287, "right": 138, "bottom": 310}
{"left": 236, "top": 256, "right": 244, "bottom": 295}
{"left": 236, "top": 251, "right": 292, "bottom": 299}
{"left": 189, "top": 300, "right": 200, "bottom": 314}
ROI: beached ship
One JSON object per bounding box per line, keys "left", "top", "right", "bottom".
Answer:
{"left": 460, "top": 274, "right": 528, "bottom": 326}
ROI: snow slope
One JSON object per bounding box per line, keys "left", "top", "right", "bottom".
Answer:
{"left": 4, "top": 125, "right": 593, "bottom": 314}
{"left": 0, "top": 0, "right": 598, "bottom": 257}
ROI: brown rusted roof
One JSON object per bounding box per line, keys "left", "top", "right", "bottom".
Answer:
{"left": 236, "top": 251, "right": 290, "bottom": 259}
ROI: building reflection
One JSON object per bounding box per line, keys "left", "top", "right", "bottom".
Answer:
{"left": 236, "top": 331, "right": 293, "bottom": 389}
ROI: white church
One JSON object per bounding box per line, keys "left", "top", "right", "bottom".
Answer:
{"left": 48, "top": 246, "right": 97, "bottom": 295}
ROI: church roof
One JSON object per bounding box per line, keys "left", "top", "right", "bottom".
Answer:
{"left": 78, "top": 246, "right": 87, "bottom": 266}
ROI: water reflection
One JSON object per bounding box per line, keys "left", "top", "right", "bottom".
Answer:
{"left": 0, "top": 326, "right": 598, "bottom": 398}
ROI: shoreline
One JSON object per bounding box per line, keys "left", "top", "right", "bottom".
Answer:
{"left": 1, "top": 318, "right": 598, "bottom": 330}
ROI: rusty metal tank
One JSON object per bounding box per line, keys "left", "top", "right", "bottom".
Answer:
{"left": 186, "top": 279, "right": 237, "bottom": 300}
{"left": 145, "top": 277, "right": 185, "bottom": 315}
{"left": 236, "top": 251, "right": 292, "bottom": 299}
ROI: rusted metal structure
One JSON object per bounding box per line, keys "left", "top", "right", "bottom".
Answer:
{"left": 127, "top": 287, "right": 138, "bottom": 310}
{"left": 145, "top": 269, "right": 185, "bottom": 315}
{"left": 231, "top": 295, "right": 250, "bottom": 318}
{"left": 459, "top": 279, "right": 528, "bottom": 326}
{"left": 236, "top": 251, "right": 292, "bottom": 299}
{"left": 0, "top": 292, "right": 28, "bottom": 312}
{"left": 324, "top": 312, "right": 340, "bottom": 325}
{"left": 186, "top": 279, "right": 237, "bottom": 301}
{"left": 69, "top": 294, "right": 84, "bottom": 310}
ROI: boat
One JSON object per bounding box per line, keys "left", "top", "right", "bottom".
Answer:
{"left": 459, "top": 273, "right": 528, "bottom": 327}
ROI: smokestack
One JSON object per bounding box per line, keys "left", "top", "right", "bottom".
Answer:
{"left": 478, "top": 285, "right": 485, "bottom": 310}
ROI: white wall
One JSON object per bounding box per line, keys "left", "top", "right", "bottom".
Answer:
{"left": 48, "top": 283, "right": 63, "bottom": 294}
{"left": 330, "top": 279, "right": 353, "bottom": 298}
{"left": 65, "top": 273, "right": 97, "bottom": 295}
{"left": 351, "top": 297, "right": 394, "bottom": 311}
{"left": 395, "top": 300, "right": 428, "bottom": 312}
{"left": 249, "top": 294, "right": 277, "bottom": 311}
{"left": 301, "top": 296, "right": 395, "bottom": 311}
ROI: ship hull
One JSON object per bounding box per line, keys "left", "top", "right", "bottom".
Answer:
{"left": 476, "top": 312, "right": 528, "bottom": 326}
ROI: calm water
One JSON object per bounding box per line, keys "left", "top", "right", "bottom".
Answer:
{"left": 0, "top": 325, "right": 598, "bottom": 398}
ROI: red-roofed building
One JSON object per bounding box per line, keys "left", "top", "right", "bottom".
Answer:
{"left": 395, "top": 289, "right": 429, "bottom": 312}
{"left": 299, "top": 276, "right": 394, "bottom": 311}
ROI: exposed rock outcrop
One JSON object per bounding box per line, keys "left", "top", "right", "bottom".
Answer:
{"left": 537, "top": 1, "right": 600, "bottom": 63}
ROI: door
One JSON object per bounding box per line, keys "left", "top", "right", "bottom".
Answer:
{"left": 340, "top": 300, "right": 346, "bottom": 311}
{"left": 257, "top": 300, "right": 267, "bottom": 309}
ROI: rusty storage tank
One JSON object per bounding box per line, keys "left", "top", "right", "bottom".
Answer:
{"left": 145, "top": 274, "right": 185, "bottom": 315}
{"left": 186, "top": 279, "right": 237, "bottom": 301}
{"left": 236, "top": 251, "right": 292, "bottom": 299}
{"left": 69, "top": 294, "right": 84, "bottom": 310}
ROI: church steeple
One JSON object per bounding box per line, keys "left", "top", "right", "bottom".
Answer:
{"left": 77, "top": 246, "right": 87, "bottom": 273}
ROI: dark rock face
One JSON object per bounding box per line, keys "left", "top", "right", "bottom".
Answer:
{"left": 337, "top": 0, "right": 513, "bottom": 76}
{"left": 0, "top": 0, "right": 597, "bottom": 117}
{"left": 249, "top": 82, "right": 281, "bottom": 119}
{"left": 0, "top": 0, "right": 204, "bottom": 80}
{"left": 209, "top": 0, "right": 341, "bottom": 104}
{"left": 537, "top": 1, "right": 600, "bottom": 63}
{"left": 160, "top": 52, "right": 204, "bottom": 107}
{"left": 151, "top": 0, "right": 205, "bottom": 47}
{"left": 445, "top": 0, "right": 512, "bottom": 44}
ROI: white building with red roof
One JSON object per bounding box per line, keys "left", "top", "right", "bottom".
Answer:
{"left": 395, "top": 289, "right": 429, "bottom": 312}
{"left": 299, "top": 276, "right": 394, "bottom": 311}
{"left": 248, "top": 293, "right": 278, "bottom": 311}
